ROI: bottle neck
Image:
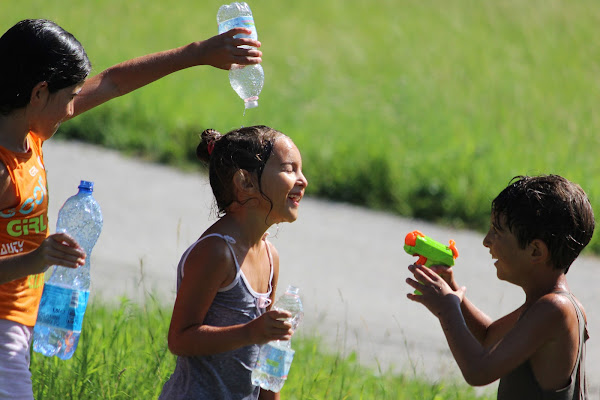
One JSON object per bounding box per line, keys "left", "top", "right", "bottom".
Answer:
{"left": 285, "top": 286, "right": 300, "bottom": 296}
{"left": 273, "top": 339, "right": 292, "bottom": 348}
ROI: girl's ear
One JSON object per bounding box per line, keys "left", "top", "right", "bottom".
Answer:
{"left": 233, "top": 169, "right": 257, "bottom": 194}
{"left": 529, "top": 239, "right": 550, "bottom": 265}
{"left": 29, "top": 81, "right": 49, "bottom": 108}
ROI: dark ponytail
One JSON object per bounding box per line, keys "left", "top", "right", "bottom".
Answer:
{"left": 197, "top": 129, "right": 223, "bottom": 164}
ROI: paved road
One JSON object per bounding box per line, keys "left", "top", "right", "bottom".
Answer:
{"left": 43, "top": 140, "right": 600, "bottom": 397}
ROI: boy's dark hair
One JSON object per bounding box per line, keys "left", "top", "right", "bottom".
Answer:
{"left": 492, "top": 175, "right": 595, "bottom": 273}
{"left": 197, "top": 125, "right": 282, "bottom": 216}
{"left": 0, "top": 19, "right": 92, "bottom": 115}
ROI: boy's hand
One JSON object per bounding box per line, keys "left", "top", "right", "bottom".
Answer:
{"left": 406, "top": 264, "right": 465, "bottom": 317}
{"left": 429, "top": 264, "right": 459, "bottom": 291}
{"left": 248, "top": 309, "right": 293, "bottom": 345}
{"left": 33, "top": 233, "right": 86, "bottom": 273}
{"left": 195, "top": 28, "right": 262, "bottom": 70}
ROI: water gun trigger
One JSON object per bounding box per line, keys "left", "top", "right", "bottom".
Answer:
{"left": 448, "top": 239, "right": 459, "bottom": 259}
{"left": 416, "top": 255, "right": 428, "bottom": 265}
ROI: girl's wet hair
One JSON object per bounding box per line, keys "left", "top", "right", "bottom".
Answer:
{"left": 0, "top": 19, "right": 92, "bottom": 115}
{"left": 197, "top": 125, "right": 283, "bottom": 215}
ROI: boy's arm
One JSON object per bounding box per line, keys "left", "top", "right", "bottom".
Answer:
{"left": 407, "top": 264, "right": 562, "bottom": 386}
{"left": 437, "top": 296, "right": 563, "bottom": 386}
{"left": 71, "top": 28, "right": 261, "bottom": 117}
{"left": 429, "top": 265, "right": 495, "bottom": 344}
{"left": 457, "top": 297, "right": 494, "bottom": 343}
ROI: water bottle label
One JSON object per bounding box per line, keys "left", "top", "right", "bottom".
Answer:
{"left": 258, "top": 345, "right": 295, "bottom": 378}
{"left": 218, "top": 16, "right": 257, "bottom": 40}
{"left": 37, "top": 284, "right": 89, "bottom": 332}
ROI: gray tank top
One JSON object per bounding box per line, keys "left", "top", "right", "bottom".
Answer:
{"left": 159, "top": 233, "right": 274, "bottom": 400}
{"left": 497, "top": 291, "right": 588, "bottom": 400}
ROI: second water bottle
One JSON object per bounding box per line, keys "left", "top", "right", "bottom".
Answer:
{"left": 33, "top": 180, "right": 103, "bottom": 360}
{"left": 251, "top": 285, "right": 304, "bottom": 392}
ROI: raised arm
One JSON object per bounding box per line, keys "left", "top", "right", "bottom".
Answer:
{"left": 407, "top": 264, "right": 560, "bottom": 386}
{"left": 71, "top": 28, "right": 262, "bottom": 117}
{"left": 428, "top": 264, "right": 498, "bottom": 344}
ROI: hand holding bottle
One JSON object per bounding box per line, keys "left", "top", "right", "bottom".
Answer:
{"left": 248, "top": 309, "right": 293, "bottom": 345}
{"left": 32, "top": 233, "right": 86, "bottom": 273}
{"left": 252, "top": 285, "right": 303, "bottom": 392}
{"left": 195, "top": 27, "right": 262, "bottom": 70}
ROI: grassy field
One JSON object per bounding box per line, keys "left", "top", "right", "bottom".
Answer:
{"left": 3, "top": 0, "right": 600, "bottom": 251}
{"left": 32, "top": 299, "right": 494, "bottom": 399}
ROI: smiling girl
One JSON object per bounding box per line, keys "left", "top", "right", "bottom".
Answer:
{"left": 160, "top": 126, "right": 308, "bottom": 400}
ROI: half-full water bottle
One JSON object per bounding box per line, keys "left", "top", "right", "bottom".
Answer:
{"left": 33, "top": 180, "right": 103, "bottom": 360}
{"left": 217, "top": 2, "right": 264, "bottom": 111}
{"left": 251, "top": 285, "right": 303, "bottom": 392}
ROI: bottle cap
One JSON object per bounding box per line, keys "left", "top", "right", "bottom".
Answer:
{"left": 286, "top": 285, "right": 300, "bottom": 295}
{"left": 78, "top": 180, "right": 94, "bottom": 192}
{"left": 244, "top": 96, "right": 259, "bottom": 109}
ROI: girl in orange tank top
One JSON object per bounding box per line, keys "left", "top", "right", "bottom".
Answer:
{"left": 0, "top": 18, "right": 262, "bottom": 399}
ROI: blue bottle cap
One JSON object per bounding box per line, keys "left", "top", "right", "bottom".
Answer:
{"left": 78, "top": 180, "right": 94, "bottom": 192}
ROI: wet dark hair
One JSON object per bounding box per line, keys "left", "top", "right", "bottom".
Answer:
{"left": 492, "top": 175, "right": 595, "bottom": 273}
{"left": 0, "top": 19, "right": 92, "bottom": 115}
{"left": 197, "top": 125, "right": 283, "bottom": 215}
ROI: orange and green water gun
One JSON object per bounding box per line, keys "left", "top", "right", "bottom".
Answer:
{"left": 404, "top": 230, "right": 459, "bottom": 294}
{"left": 404, "top": 230, "right": 459, "bottom": 268}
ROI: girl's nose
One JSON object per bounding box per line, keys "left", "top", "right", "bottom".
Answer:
{"left": 298, "top": 171, "right": 308, "bottom": 188}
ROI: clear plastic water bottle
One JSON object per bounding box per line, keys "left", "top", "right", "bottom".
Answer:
{"left": 251, "top": 285, "right": 304, "bottom": 392}
{"left": 33, "top": 180, "right": 103, "bottom": 360}
{"left": 217, "top": 2, "right": 264, "bottom": 110}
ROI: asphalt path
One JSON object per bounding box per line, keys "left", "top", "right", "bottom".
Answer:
{"left": 43, "top": 140, "right": 600, "bottom": 397}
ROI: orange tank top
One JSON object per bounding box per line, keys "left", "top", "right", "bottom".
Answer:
{"left": 0, "top": 134, "right": 48, "bottom": 326}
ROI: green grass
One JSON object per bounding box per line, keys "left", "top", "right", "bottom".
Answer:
{"left": 31, "top": 299, "right": 494, "bottom": 399}
{"left": 3, "top": 0, "right": 600, "bottom": 252}
{"left": 3, "top": 3, "right": 591, "bottom": 397}
{"left": 32, "top": 298, "right": 172, "bottom": 399}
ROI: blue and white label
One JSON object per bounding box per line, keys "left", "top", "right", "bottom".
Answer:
{"left": 257, "top": 345, "right": 295, "bottom": 378}
{"left": 218, "top": 16, "right": 258, "bottom": 40}
{"left": 36, "top": 284, "right": 89, "bottom": 332}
